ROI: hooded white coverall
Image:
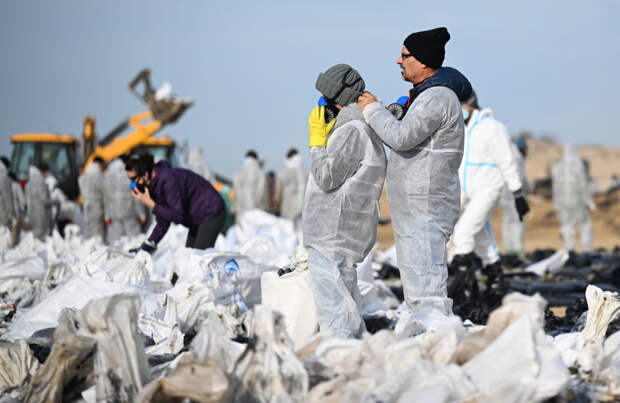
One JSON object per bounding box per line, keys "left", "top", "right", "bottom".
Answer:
{"left": 500, "top": 142, "right": 530, "bottom": 254}
{"left": 452, "top": 108, "right": 522, "bottom": 266}
{"left": 78, "top": 163, "right": 106, "bottom": 239}
{"left": 551, "top": 145, "right": 593, "bottom": 252}
{"left": 187, "top": 147, "right": 216, "bottom": 184}
{"left": 232, "top": 157, "right": 269, "bottom": 218}
{"left": 363, "top": 86, "right": 463, "bottom": 314}
{"left": 25, "top": 166, "right": 53, "bottom": 240}
{"left": 0, "top": 163, "right": 15, "bottom": 228}
{"left": 304, "top": 104, "right": 386, "bottom": 338}
{"left": 277, "top": 154, "right": 308, "bottom": 222}
{"left": 103, "top": 159, "right": 145, "bottom": 243}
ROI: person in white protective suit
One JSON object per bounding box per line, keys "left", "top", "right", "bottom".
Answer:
{"left": 25, "top": 165, "right": 54, "bottom": 240}
{"left": 450, "top": 91, "right": 530, "bottom": 278}
{"left": 187, "top": 147, "right": 216, "bottom": 184}
{"left": 500, "top": 137, "right": 531, "bottom": 255}
{"left": 304, "top": 63, "right": 386, "bottom": 338}
{"left": 0, "top": 159, "right": 16, "bottom": 229}
{"left": 232, "top": 150, "right": 269, "bottom": 218}
{"left": 1, "top": 157, "right": 24, "bottom": 228}
{"left": 103, "top": 158, "right": 146, "bottom": 243}
{"left": 78, "top": 157, "right": 106, "bottom": 240}
{"left": 276, "top": 148, "right": 308, "bottom": 223}
{"left": 551, "top": 145, "right": 594, "bottom": 252}
{"left": 358, "top": 27, "right": 471, "bottom": 315}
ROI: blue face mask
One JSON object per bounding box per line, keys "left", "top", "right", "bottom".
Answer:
{"left": 462, "top": 107, "right": 470, "bottom": 121}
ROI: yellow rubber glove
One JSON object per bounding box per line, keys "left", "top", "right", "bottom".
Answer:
{"left": 308, "top": 105, "right": 336, "bottom": 147}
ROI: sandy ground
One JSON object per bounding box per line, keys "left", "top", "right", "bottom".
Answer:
{"left": 376, "top": 139, "right": 620, "bottom": 252}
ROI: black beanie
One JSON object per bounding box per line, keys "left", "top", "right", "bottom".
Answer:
{"left": 403, "top": 27, "right": 450, "bottom": 69}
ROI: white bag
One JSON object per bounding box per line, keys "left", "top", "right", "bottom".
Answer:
{"left": 261, "top": 268, "right": 319, "bottom": 350}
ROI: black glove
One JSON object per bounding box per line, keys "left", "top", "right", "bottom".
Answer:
{"left": 513, "top": 189, "right": 530, "bottom": 221}
{"left": 129, "top": 240, "right": 157, "bottom": 254}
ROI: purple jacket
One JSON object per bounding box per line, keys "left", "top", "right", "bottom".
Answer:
{"left": 148, "top": 160, "right": 225, "bottom": 244}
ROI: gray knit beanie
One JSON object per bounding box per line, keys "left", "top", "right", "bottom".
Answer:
{"left": 315, "top": 64, "right": 365, "bottom": 106}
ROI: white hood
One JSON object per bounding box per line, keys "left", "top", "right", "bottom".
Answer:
{"left": 85, "top": 162, "right": 102, "bottom": 175}
{"left": 107, "top": 158, "right": 125, "bottom": 173}
{"left": 29, "top": 165, "right": 43, "bottom": 179}
{"left": 285, "top": 154, "right": 302, "bottom": 169}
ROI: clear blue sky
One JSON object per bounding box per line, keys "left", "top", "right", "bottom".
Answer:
{"left": 1, "top": 1, "right": 618, "bottom": 178}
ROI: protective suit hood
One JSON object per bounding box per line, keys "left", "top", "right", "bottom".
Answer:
{"left": 563, "top": 145, "right": 580, "bottom": 161}
{"left": 473, "top": 108, "right": 493, "bottom": 120}
{"left": 243, "top": 157, "right": 260, "bottom": 167}
{"left": 0, "top": 161, "right": 7, "bottom": 176}
{"left": 285, "top": 154, "right": 302, "bottom": 169}
{"left": 410, "top": 66, "right": 473, "bottom": 104}
{"left": 85, "top": 162, "right": 102, "bottom": 175}
{"left": 332, "top": 103, "right": 365, "bottom": 132}
{"left": 107, "top": 158, "right": 125, "bottom": 173}
{"left": 189, "top": 148, "right": 206, "bottom": 166}
{"left": 29, "top": 166, "right": 43, "bottom": 179}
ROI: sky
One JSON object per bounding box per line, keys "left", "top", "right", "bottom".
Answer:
{"left": 1, "top": 1, "right": 619, "bottom": 178}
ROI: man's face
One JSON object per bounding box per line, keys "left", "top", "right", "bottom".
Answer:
{"left": 397, "top": 45, "right": 427, "bottom": 84}
{"left": 127, "top": 169, "right": 147, "bottom": 185}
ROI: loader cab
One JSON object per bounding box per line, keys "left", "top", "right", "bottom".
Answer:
{"left": 131, "top": 136, "right": 178, "bottom": 166}
{"left": 10, "top": 134, "right": 80, "bottom": 200}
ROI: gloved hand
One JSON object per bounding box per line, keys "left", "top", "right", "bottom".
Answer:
{"left": 513, "top": 189, "right": 530, "bottom": 221}
{"left": 129, "top": 240, "right": 157, "bottom": 254}
{"left": 309, "top": 105, "right": 336, "bottom": 147}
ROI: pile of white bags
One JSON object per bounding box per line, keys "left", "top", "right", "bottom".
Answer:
{"left": 1, "top": 209, "right": 619, "bottom": 402}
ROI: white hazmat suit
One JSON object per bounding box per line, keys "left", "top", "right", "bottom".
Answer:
{"left": 452, "top": 108, "right": 523, "bottom": 266}
{"left": 11, "top": 181, "right": 26, "bottom": 219}
{"left": 103, "top": 159, "right": 145, "bottom": 243}
{"left": 25, "top": 166, "right": 53, "bottom": 240}
{"left": 187, "top": 147, "right": 216, "bottom": 184}
{"left": 78, "top": 163, "right": 106, "bottom": 240}
{"left": 0, "top": 162, "right": 16, "bottom": 228}
{"left": 232, "top": 157, "right": 268, "bottom": 218}
{"left": 363, "top": 86, "right": 464, "bottom": 314}
{"left": 500, "top": 142, "right": 530, "bottom": 254}
{"left": 551, "top": 145, "right": 594, "bottom": 252}
{"left": 277, "top": 153, "right": 308, "bottom": 222}
{"left": 303, "top": 104, "right": 387, "bottom": 338}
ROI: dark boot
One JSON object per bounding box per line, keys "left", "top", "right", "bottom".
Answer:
{"left": 448, "top": 252, "right": 481, "bottom": 315}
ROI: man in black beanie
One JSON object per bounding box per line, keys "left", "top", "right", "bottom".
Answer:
{"left": 357, "top": 27, "right": 472, "bottom": 320}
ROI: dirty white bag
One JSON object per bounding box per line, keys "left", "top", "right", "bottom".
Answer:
{"left": 232, "top": 305, "right": 309, "bottom": 402}
{"left": 76, "top": 293, "right": 150, "bottom": 402}
{"left": 0, "top": 339, "right": 39, "bottom": 395}
{"left": 136, "top": 355, "right": 230, "bottom": 403}
{"left": 8, "top": 275, "right": 135, "bottom": 339}
{"left": 525, "top": 249, "right": 569, "bottom": 276}
{"left": 581, "top": 285, "right": 620, "bottom": 344}
{"left": 462, "top": 315, "right": 569, "bottom": 402}
{"left": 24, "top": 308, "right": 96, "bottom": 402}
{"left": 190, "top": 311, "right": 246, "bottom": 372}
{"left": 261, "top": 268, "right": 319, "bottom": 350}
